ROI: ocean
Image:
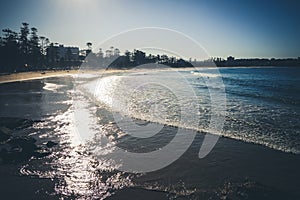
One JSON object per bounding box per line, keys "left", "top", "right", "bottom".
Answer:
{"left": 0, "top": 67, "right": 299, "bottom": 199}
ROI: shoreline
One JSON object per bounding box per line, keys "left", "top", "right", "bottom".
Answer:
{"left": 0, "top": 69, "right": 129, "bottom": 84}
{"left": 0, "top": 70, "right": 79, "bottom": 84}
{"left": 1, "top": 67, "right": 298, "bottom": 155}
{"left": 1, "top": 66, "right": 293, "bottom": 84}
{"left": 0, "top": 74, "right": 299, "bottom": 199}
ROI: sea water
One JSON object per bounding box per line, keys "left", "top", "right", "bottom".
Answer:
{"left": 1, "top": 67, "right": 299, "bottom": 199}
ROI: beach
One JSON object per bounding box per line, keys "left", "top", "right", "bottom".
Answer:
{"left": 0, "top": 69, "right": 125, "bottom": 84}
{"left": 0, "top": 70, "right": 77, "bottom": 84}
{"left": 0, "top": 67, "right": 300, "bottom": 199}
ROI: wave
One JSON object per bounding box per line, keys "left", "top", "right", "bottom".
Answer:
{"left": 43, "top": 82, "right": 65, "bottom": 91}
{"left": 191, "top": 71, "right": 220, "bottom": 78}
{"left": 85, "top": 91, "right": 299, "bottom": 155}
{"left": 77, "top": 74, "right": 299, "bottom": 155}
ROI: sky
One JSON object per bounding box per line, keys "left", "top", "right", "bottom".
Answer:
{"left": 0, "top": 0, "right": 300, "bottom": 59}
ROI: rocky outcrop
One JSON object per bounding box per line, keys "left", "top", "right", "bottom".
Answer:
{"left": 0, "top": 117, "right": 54, "bottom": 163}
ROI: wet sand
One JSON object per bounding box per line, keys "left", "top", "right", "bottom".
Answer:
{"left": 1, "top": 130, "right": 299, "bottom": 199}
{"left": 107, "top": 134, "right": 300, "bottom": 199}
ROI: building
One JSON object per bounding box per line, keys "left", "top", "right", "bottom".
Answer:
{"left": 47, "top": 44, "right": 79, "bottom": 62}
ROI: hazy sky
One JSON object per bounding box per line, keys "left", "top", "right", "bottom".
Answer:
{"left": 0, "top": 0, "right": 300, "bottom": 58}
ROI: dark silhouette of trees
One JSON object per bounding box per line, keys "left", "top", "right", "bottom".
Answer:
{"left": 0, "top": 23, "right": 81, "bottom": 73}
{"left": 86, "top": 42, "right": 92, "bottom": 49}
{"left": 97, "top": 48, "right": 103, "bottom": 58}
{"left": 86, "top": 42, "right": 92, "bottom": 56}
{"left": 114, "top": 48, "right": 120, "bottom": 57}
{"left": 2, "top": 22, "right": 297, "bottom": 74}
{"left": 0, "top": 24, "right": 43, "bottom": 72}
{"left": 28, "top": 27, "right": 42, "bottom": 69}
{"left": 106, "top": 48, "right": 193, "bottom": 69}
{"left": 132, "top": 50, "right": 146, "bottom": 65}
{"left": 0, "top": 23, "right": 194, "bottom": 73}
{"left": 124, "top": 50, "right": 131, "bottom": 62}
{"left": 0, "top": 28, "right": 20, "bottom": 72}
{"left": 39, "top": 36, "right": 49, "bottom": 55}
{"left": 211, "top": 56, "right": 300, "bottom": 67}
{"left": 19, "top": 23, "right": 30, "bottom": 56}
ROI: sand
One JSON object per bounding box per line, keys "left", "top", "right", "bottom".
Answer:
{"left": 0, "top": 70, "right": 80, "bottom": 84}
{"left": 0, "top": 69, "right": 126, "bottom": 83}
{"left": 0, "top": 67, "right": 201, "bottom": 84}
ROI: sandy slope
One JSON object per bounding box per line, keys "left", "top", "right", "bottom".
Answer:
{"left": 0, "top": 70, "right": 80, "bottom": 84}
{"left": 0, "top": 69, "right": 130, "bottom": 84}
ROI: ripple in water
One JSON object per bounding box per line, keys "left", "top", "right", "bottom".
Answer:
{"left": 20, "top": 89, "right": 134, "bottom": 199}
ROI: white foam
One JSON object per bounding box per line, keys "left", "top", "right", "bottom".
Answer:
{"left": 43, "top": 82, "right": 65, "bottom": 91}
{"left": 191, "top": 71, "right": 220, "bottom": 78}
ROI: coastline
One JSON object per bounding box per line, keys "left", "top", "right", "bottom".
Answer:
{"left": 0, "top": 71, "right": 299, "bottom": 199}
{"left": 0, "top": 66, "right": 295, "bottom": 84}
{"left": 0, "top": 69, "right": 130, "bottom": 84}
{"left": 0, "top": 70, "right": 79, "bottom": 84}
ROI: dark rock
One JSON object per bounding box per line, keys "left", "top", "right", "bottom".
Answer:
{"left": 15, "top": 119, "right": 34, "bottom": 130}
{"left": 0, "top": 133, "right": 54, "bottom": 163}
{"left": 0, "top": 127, "right": 11, "bottom": 142}
{"left": 0, "top": 117, "right": 34, "bottom": 130}
{"left": 46, "top": 141, "right": 58, "bottom": 148}
{"left": 0, "top": 147, "right": 31, "bottom": 162}
{"left": 0, "top": 148, "right": 9, "bottom": 162}
{"left": 33, "top": 149, "right": 51, "bottom": 158}
{"left": 8, "top": 136, "right": 37, "bottom": 155}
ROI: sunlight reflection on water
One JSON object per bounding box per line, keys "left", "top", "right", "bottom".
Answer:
{"left": 17, "top": 67, "right": 300, "bottom": 199}
{"left": 20, "top": 85, "right": 134, "bottom": 199}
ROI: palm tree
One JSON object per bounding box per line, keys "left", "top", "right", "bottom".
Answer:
{"left": 86, "top": 42, "right": 92, "bottom": 50}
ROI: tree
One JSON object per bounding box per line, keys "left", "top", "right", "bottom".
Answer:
{"left": 110, "top": 46, "right": 114, "bottom": 53}
{"left": 97, "top": 48, "right": 103, "bottom": 58}
{"left": 125, "top": 50, "right": 131, "bottom": 62}
{"left": 86, "top": 42, "right": 92, "bottom": 56}
{"left": 161, "top": 54, "right": 169, "bottom": 63}
{"left": 29, "top": 27, "right": 42, "bottom": 68}
{"left": 2, "top": 28, "right": 18, "bottom": 45}
{"left": 86, "top": 42, "right": 92, "bottom": 50}
{"left": 133, "top": 49, "right": 146, "bottom": 65}
{"left": 1, "top": 28, "right": 20, "bottom": 70}
{"left": 114, "top": 48, "right": 120, "bottom": 57}
{"left": 29, "top": 28, "right": 39, "bottom": 47}
{"left": 39, "top": 36, "right": 49, "bottom": 55}
{"left": 105, "top": 49, "right": 112, "bottom": 58}
{"left": 19, "top": 22, "right": 30, "bottom": 55}
{"left": 29, "top": 27, "right": 39, "bottom": 55}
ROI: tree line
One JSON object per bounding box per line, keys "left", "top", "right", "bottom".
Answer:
{"left": 83, "top": 45, "right": 193, "bottom": 70}
{"left": 0, "top": 22, "right": 192, "bottom": 73}
{"left": 192, "top": 56, "right": 300, "bottom": 67}
{"left": 0, "top": 22, "right": 84, "bottom": 73}
{"left": 1, "top": 23, "right": 299, "bottom": 73}
{"left": 0, "top": 23, "right": 49, "bottom": 73}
